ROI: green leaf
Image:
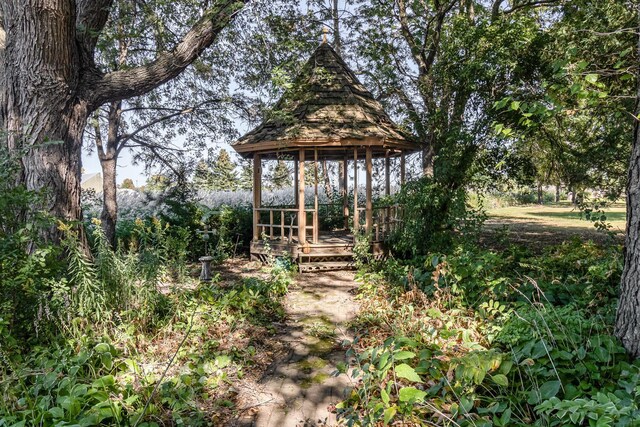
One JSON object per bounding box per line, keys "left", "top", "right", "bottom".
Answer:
{"left": 539, "top": 380, "right": 561, "bottom": 400}
{"left": 585, "top": 73, "right": 599, "bottom": 84}
{"left": 381, "top": 388, "right": 390, "bottom": 405}
{"left": 94, "top": 343, "right": 111, "bottom": 353}
{"left": 394, "top": 351, "right": 416, "bottom": 361}
{"left": 383, "top": 406, "right": 397, "bottom": 425}
{"left": 491, "top": 374, "right": 509, "bottom": 387}
{"left": 395, "top": 363, "right": 422, "bottom": 383}
{"left": 101, "top": 352, "right": 113, "bottom": 370}
{"left": 92, "top": 375, "right": 115, "bottom": 389}
{"left": 398, "top": 387, "right": 427, "bottom": 403}
{"left": 48, "top": 407, "right": 65, "bottom": 419}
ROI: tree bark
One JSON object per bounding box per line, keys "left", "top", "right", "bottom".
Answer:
{"left": 100, "top": 157, "right": 118, "bottom": 247}
{"left": 1, "top": 0, "right": 87, "bottom": 236}
{"left": 0, "top": 0, "right": 244, "bottom": 245}
{"left": 338, "top": 160, "right": 345, "bottom": 195}
{"left": 322, "top": 160, "right": 333, "bottom": 198}
{"left": 537, "top": 182, "right": 543, "bottom": 204}
{"left": 95, "top": 101, "right": 122, "bottom": 248}
{"left": 615, "top": 2, "right": 640, "bottom": 357}
{"left": 331, "top": 0, "right": 342, "bottom": 55}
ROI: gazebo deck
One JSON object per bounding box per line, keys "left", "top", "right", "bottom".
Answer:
{"left": 250, "top": 229, "right": 386, "bottom": 270}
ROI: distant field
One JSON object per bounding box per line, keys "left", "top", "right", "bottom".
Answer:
{"left": 483, "top": 203, "right": 626, "bottom": 249}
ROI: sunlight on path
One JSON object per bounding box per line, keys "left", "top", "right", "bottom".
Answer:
{"left": 230, "top": 270, "right": 358, "bottom": 427}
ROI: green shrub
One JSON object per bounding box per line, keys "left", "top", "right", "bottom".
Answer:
{"left": 0, "top": 146, "right": 62, "bottom": 344}
{"left": 390, "top": 177, "right": 485, "bottom": 256}
{"left": 339, "top": 238, "right": 631, "bottom": 427}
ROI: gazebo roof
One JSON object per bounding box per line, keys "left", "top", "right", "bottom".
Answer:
{"left": 231, "top": 43, "right": 419, "bottom": 159}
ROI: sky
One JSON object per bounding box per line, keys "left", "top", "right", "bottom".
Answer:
{"left": 81, "top": 135, "right": 246, "bottom": 186}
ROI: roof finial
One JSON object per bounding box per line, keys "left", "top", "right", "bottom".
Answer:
{"left": 322, "top": 26, "right": 329, "bottom": 44}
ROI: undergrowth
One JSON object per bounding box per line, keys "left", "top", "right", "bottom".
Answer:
{"left": 337, "top": 239, "right": 639, "bottom": 426}
{"left": 0, "top": 155, "right": 292, "bottom": 426}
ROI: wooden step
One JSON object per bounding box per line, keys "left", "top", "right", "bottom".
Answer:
{"left": 298, "top": 251, "right": 354, "bottom": 258}
{"left": 298, "top": 261, "right": 356, "bottom": 273}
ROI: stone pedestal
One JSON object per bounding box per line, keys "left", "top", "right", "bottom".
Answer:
{"left": 199, "top": 256, "right": 214, "bottom": 282}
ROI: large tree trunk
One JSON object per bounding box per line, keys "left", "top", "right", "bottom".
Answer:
{"left": 2, "top": 0, "right": 87, "bottom": 242}
{"left": 615, "top": 3, "right": 640, "bottom": 357}
{"left": 0, "top": 0, "right": 244, "bottom": 245}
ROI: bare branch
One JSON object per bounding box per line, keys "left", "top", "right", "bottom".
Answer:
{"left": 129, "top": 136, "right": 183, "bottom": 176}
{"left": 424, "top": 1, "right": 456, "bottom": 72}
{"left": 395, "top": 0, "right": 429, "bottom": 73}
{"left": 117, "top": 98, "right": 224, "bottom": 150}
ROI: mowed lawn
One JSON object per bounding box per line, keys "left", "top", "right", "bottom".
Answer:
{"left": 483, "top": 202, "right": 626, "bottom": 249}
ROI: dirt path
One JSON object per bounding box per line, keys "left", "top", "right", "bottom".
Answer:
{"left": 230, "top": 270, "right": 358, "bottom": 427}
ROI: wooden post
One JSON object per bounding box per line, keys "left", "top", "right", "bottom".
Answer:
{"left": 252, "top": 153, "right": 262, "bottom": 241}
{"left": 298, "top": 149, "right": 306, "bottom": 244}
{"left": 365, "top": 147, "right": 372, "bottom": 235}
{"left": 313, "top": 148, "right": 319, "bottom": 244}
{"left": 342, "top": 154, "right": 349, "bottom": 230}
{"left": 385, "top": 151, "right": 391, "bottom": 236}
{"left": 385, "top": 151, "right": 391, "bottom": 197}
{"left": 400, "top": 150, "right": 406, "bottom": 186}
{"left": 353, "top": 148, "right": 359, "bottom": 233}
{"left": 281, "top": 210, "right": 285, "bottom": 240}
{"left": 294, "top": 159, "right": 299, "bottom": 208}
{"left": 269, "top": 210, "right": 274, "bottom": 239}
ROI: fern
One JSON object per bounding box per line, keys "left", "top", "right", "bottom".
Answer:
{"left": 59, "top": 222, "right": 106, "bottom": 322}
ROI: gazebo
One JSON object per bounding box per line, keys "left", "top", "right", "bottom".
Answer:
{"left": 231, "top": 41, "right": 419, "bottom": 270}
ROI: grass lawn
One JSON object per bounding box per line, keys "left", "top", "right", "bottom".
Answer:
{"left": 483, "top": 202, "right": 626, "bottom": 249}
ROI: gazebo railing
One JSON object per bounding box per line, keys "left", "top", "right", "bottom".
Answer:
{"left": 254, "top": 207, "right": 319, "bottom": 243}
{"left": 353, "top": 204, "right": 403, "bottom": 242}
{"left": 254, "top": 203, "right": 403, "bottom": 245}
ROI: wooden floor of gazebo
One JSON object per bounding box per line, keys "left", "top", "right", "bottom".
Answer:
{"left": 250, "top": 229, "right": 387, "bottom": 272}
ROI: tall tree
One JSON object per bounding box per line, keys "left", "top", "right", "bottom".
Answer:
{"left": 268, "top": 159, "right": 292, "bottom": 189}
{"left": 238, "top": 159, "right": 253, "bottom": 191}
{"left": 616, "top": 0, "right": 640, "bottom": 358}
{"left": 0, "top": 0, "right": 245, "bottom": 243}
{"left": 348, "top": 0, "right": 524, "bottom": 186}
{"left": 210, "top": 148, "right": 238, "bottom": 191}
{"left": 193, "top": 160, "right": 214, "bottom": 190}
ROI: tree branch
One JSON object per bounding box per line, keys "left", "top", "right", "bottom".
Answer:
{"left": 85, "top": 0, "right": 245, "bottom": 108}
{"left": 117, "top": 99, "right": 224, "bottom": 151}
{"left": 493, "top": 0, "right": 563, "bottom": 19}
{"left": 76, "top": 0, "right": 114, "bottom": 54}
{"left": 424, "top": 0, "right": 456, "bottom": 72}
{"left": 395, "top": 0, "right": 428, "bottom": 74}
{"left": 129, "top": 136, "right": 183, "bottom": 176}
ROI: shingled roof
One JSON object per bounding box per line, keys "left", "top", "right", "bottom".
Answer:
{"left": 231, "top": 43, "right": 418, "bottom": 158}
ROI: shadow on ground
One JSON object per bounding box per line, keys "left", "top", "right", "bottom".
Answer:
{"left": 482, "top": 218, "right": 623, "bottom": 252}
{"left": 229, "top": 270, "right": 358, "bottom": 427}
